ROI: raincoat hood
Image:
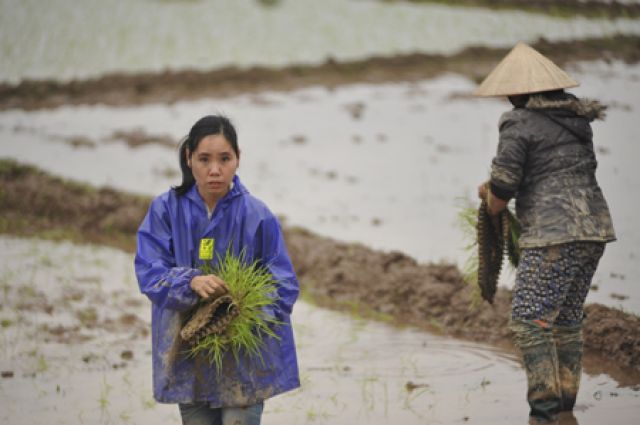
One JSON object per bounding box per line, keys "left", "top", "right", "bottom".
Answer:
{"left": 525, "top": 94, "right": 607, "bottom": 143}
{"left": 526, "top": 95, "right": 607, "bottom": 121}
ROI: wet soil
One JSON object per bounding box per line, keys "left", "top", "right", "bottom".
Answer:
{"left": 2, "top": 159, "right": 639, "bottom": 382}
{"left": 0, "top": 159, "right": 150, "bottom": 252}
{"left": 393, "top": 0, "right": 640, "bottom": 18}
{"left": 1, "top": 36, "right": 639, "bottom": 111}
{"left": 284, "top": 227, "right": 640, "bottom": 385}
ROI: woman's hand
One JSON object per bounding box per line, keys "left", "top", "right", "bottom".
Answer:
{"left": 477, "top": 181, "right": 489, "bottom": 200}
{"left": 478, "top": 181, "right": 508, "bottom": 217}
{"left": 190, "top": 275, "right": 229, "bottom": 299}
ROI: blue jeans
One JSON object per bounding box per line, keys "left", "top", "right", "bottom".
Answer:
{"left": 178, "top": 402, "right": 264, "bottom": 425}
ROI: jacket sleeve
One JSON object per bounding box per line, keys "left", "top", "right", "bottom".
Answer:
{"left": 135, "top": 198, "right": 200, "bottom": 312}
{"left": 490, "top": 111, "right": 528, "bottom": 200}
{"left": 257, "top": 215, "right": 300, "bottom": 319}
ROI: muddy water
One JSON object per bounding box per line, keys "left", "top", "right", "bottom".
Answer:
{"left": 0, "top": 236, "right": 638, "bottom": 425}
{"left": 1, "top": 61, "right": 638, "bottom": 313}
{"left": 277, "top": 302, "right": 640, "bottom": 425}
{"left": 2, "top": 0, "right": 640, "bottom": 83}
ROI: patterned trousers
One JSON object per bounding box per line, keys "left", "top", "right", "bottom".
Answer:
{"left": 511, "top": 241, "right": 605, "bottom": 326}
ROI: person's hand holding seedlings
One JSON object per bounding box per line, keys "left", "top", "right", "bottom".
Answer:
{"left": 190, "top": 275, "right": 228, "bottom": 299}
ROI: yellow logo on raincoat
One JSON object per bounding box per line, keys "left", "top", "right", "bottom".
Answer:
{"left": 199, "top": 238, "right": 215, "bottom": 260}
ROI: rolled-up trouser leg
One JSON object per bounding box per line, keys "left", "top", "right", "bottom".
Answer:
{"left": 510, "top": 319, "right": 561, "bottom": 422}
{"left": 553, "top": 324, "right": 583, "bottom": 411}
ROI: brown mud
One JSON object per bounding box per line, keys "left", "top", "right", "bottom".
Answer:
{"left": 0, "top": 159, "right": 150, "bottom": 252}
{"left": 390, "top": 0, "right": 640, "bottom": 19}
{"left": 1, "top": 36, "right": 639, "bottom": 111}
{"left": 1, "top": 159, "right": 639, "bottom": 384}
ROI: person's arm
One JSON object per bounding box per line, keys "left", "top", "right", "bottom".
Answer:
{"left": 135, "top": 198, "right": 201, "bottom": 312}
{"left": 487, "top": 112, "right": 528, "bottom": 214}
{"left": 256, "top": 215, "right": 300, "bottom": 320}
{"left": 477, "top": 182, "right": 509, "bottom": 216}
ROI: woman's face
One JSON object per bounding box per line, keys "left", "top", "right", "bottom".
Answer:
{"left": 187, "top": 134, "right": 239, "bottom": 206}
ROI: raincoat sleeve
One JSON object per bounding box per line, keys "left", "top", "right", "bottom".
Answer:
{"left": 490, "top": 111, "right": 527, "bottom": 200}
{"left": 135, "top": 197, "right": 201, "bottom": 312}
{"left": 258, "top": 215, "right": 300, "bottom": 320}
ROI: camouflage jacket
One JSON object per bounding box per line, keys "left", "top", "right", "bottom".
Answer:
{"left": 490, "top": 94, "right": 616, "bottom": 248}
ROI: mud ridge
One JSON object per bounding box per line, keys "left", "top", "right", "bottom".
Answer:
{"left": 391, "top": 0, "right": 640, "bottom": 18}
{"left": 1, "top": 35, "right": 639, "bottom": 111}
{"left": 1, "top": 159, "right": 638, "bottom": 382}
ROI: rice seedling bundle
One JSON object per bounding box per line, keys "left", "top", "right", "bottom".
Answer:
{"left": 457, "top": 198, "right": 521, "bottom": 305}
{"left": 186, "top": 248, "right": 282, "bottom": 371}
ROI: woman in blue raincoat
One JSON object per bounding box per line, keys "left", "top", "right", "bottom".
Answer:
{"left": 135, "top": 115, "right": 300, "bottom": 425}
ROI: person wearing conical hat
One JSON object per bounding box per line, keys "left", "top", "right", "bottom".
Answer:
{"left": 475, "top": 43, "right": 616, "bottom": 423}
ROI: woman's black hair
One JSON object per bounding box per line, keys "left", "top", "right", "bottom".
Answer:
{"left": 508, "top": 94, "right": 530, "bottom": 108}
{"left": 508, "top": 89, "right": 566, "bottom": 109}
{"left": 173, "top": 115, "right": 239, "bottom": 196}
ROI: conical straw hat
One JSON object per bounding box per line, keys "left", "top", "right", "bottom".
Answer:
{"left": 474, "top": 42, "right": 579, "bottom": 97}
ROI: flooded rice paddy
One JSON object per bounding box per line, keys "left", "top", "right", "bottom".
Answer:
{"left": 1, "top": 61, "right": 638, "bottom": 314}
{"left": 1, "top": 2, "right": 640, "bottom": 421}
{"left": 1, "top": 0, "right": 640, "bottom": 83}
{"left": 0, "top": 236, "right": 638, "bottom": 425}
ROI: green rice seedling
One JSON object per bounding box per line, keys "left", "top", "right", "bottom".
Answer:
{"left": 98, "top": 377, "right": 113, "bottom": 423}
{"left": 456, "top": 199, "right": 483, "bottom": 306}
{"left": 140, "top": 395, "right": 156, "bottom": 410}
{"left": 187, "top": 247, "right": 282, "bottom": 371}
{"left": 36, "top": 354, "right": 48, "bottom": 373}
{"left": 119, "top": 411, "right": 133, "bottom": 424}
{"left": 401, "top": 383, "right": 430, "bottom": 418}
{"left": 305, "top": 407, "right": 317, "bottom": 422}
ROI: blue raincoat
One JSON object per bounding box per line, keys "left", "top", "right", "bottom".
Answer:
{"left": 135, "top": 176, "right": 300, "bottom": 407}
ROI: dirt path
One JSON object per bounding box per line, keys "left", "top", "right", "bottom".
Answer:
{"left": 1, "top": 36, "right": 639, "bottom": 111}
{"left": 1, "top": 159, "right": 638, "bottom": 384}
